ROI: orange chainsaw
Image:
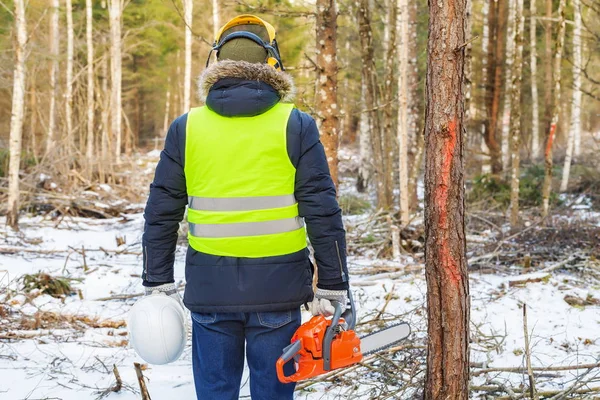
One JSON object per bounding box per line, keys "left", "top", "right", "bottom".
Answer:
{"left": 276, "top": 292, "right": 411, "bottom": 383}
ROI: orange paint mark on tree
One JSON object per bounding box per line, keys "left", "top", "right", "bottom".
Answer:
{"left": 545, "top": 123, "right": 556, "bottom": 158}
{"left": 434, "top": 119, "right": 461, "bottom": 285}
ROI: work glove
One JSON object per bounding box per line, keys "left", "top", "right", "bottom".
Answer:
{"left": 309, "top": 288, "right": 349, "bottom": 317}
{"left": 144, "top": 283, "right": 185, "bottom": 310}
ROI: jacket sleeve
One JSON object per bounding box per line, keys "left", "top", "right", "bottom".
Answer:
{"left": 289, "top": 110, "right": 349, "bottom": 290}
{"left": 142, "top": 114, "right": 188, "bottom": 286}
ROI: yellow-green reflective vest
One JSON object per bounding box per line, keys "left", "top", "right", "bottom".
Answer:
{"left": 184, "top": 103, "right": 307, "bottom": 258}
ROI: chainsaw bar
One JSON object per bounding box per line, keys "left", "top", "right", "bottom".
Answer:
{"left": 359, "top": 322, "right": 411, "bottom": 356}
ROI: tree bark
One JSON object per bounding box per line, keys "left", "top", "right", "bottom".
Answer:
{"left": 86, "top": 0, "right": 95, "bottom": 160}
{"left": 530, "top": 0, "right": 540, "bottom": 161}
{"left": 65, "top": 0, "right": 74, "bottom": 149}
{"left": 397, "top": 0, "right": 410, "bottom": 225}
{"left": 484, "top": 0, "right": 507, "bottom": 174}
{"left": 560, "top": 0, "right": 581, "bottom": 192}
{"left": 315, "top": 0, "right": 340, "bottom": 187}
{"left": 183, "top": 0, "right": 193, "bottom": 112}
{"left": 541, "top": 0, "right": 566, "bottom": 217}
{"left": 47, "top": 0, "right": 59, "bottom": 154}
{"left": 7, "top": 0, "right": 27, "bottom": 229}
{"left": 109, "top": 0, "right": 123, "bottom": 163}
{"left": 509, "top": 0, "right": 525, "bottom": 227}
{"left": 423, "top": 0, "right": 470, "bottom": 397}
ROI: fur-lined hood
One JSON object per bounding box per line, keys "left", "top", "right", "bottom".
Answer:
{"left": 197, "top": 60, "right": 295, "bottom": 103}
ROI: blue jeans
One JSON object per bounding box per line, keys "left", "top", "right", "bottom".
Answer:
{"left": 191, "top": 309, "right": 301, "bottom": 400}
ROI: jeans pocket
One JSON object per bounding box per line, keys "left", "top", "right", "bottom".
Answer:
{"left": 257, "top": 310, "right": 292, "bottom": 329}
{"left": 191, "top": 312, "right": 217, "bottom": 324}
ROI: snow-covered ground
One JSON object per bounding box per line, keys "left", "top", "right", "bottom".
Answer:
{"left": 1, "top": 210, "right": 599, "bottom": 399}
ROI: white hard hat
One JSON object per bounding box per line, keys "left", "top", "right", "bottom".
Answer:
{"left": 128, "top": 293, "right": 188, "bottom": 365}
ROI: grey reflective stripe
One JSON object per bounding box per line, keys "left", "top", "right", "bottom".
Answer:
{"left": 188, "top": 194, "right": 296, "bottom": 211}
{"left": 189, "top": 217, "right": 304, "bottom": 238}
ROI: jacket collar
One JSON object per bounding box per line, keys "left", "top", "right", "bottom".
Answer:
{"left": 197, "top": 60, "right": 296, "bottom": 103}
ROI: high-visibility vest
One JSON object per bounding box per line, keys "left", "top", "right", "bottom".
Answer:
{"left": 184, "top": 103, "right": 307, "bottom": 258}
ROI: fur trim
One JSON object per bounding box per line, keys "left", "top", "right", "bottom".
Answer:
{"left": 198, "top": 60, "right": 296, "bottom": 103}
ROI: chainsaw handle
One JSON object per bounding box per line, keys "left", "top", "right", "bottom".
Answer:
{"left": 341, "top": 290, "right": 356, "bottom": 330}
{"left": 322, "top": 301, "right": 344, "bottom": 371}
{"left": 276, "top": 339, "right": 317, "bottom": 383}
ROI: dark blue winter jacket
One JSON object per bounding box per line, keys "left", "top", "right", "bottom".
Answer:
{"left": 142, "top": 60, "right": 348, "bottom": 313}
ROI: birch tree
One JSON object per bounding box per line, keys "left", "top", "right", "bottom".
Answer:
{"left": 356, "top": 81, "right": 372, "bottom": 193}
{"left": 560, "top": 0, "right": 582, "bottom": 192}
{"left": 86, "top": 0, "right": 95, "bottom": 159}
{"left": 315, "top": 0, "right": 340, "bottom": 186}
{"left": 7, "top": 0, "right": 28, "bottom": 229}
{"left": 109, "top": 0, "right": 123, "bottom": 162}
{"left": 509, "top": 0, "right": 525, "bottom": 226}
{"left": 541, "top": 0, "right": 566, "bottom": 216}
{"left": 382, "top": 0, "right": 397, "bottom": 200}
{"left": 212, "top": 0, "right": 219, "bottom": 38}
{"left": 397, "top": 0, "right": 410, "bottom": 225}
{"left": 530, "top": 0, "right": 540, "bottom": 160}
{"left": 501, "top": 0, "right": 516, "bottom": 171}
{"left": 423, "top": 0, "right": 470, "bottom": 396}
{"left": 65, "top": 0, "right": 74, "bottom": 148}
{"left": 183, "top": 0, "right": 193, "bottom": 113}
{"left": 47, "top": 0, "right": 60, "bottom": 154}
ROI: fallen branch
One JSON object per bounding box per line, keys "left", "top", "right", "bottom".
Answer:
{"left": 134, "top": 362, "right": 151, "bottom": 400}
{"left": 472, "top": 362, "right": 600, "bottom": 376}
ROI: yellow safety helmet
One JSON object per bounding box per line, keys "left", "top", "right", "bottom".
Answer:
{"left": 206, "top": 14, "right": 285, "bottom": 71}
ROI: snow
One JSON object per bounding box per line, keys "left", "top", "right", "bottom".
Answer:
{"left": 1, "top": 213, "right": 599, "bottom": 399}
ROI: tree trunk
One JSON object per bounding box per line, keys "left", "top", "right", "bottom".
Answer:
{"left": 212, "top": 0, "right": 219, "bottom": 38}
{"left": 163, "top": 76, "right": 172, "bottom": 134}
{"left": 47, "top": 0, "right": 59, "bottom": 154}
{"left": 484, "top": 0, "right": 507, "bottom": 174}
{"left": 382, "top": 0, "right": 397, "bottom": 203}
{"left": 501, "top": 0, "right": 516, "bottom": 171}
{"left": 560, "top": 0, "right": 581, "bottom": 192}
{"left": 357, "top": 0, "right": 390, "bottom": 209}
{"left": 509, "top": 0, "right": 525, "bottom": 227}
{"left": 423, "top": 0, "right": 470, "bottom": 397}
{"left": 7, "top": 0, "right": 27, "bottom": 229}
{"left": 541, "top": 0, "right": 566, "bottom": 216}
{"left": 543, "top": 0, "right": 553, "bottom": 132}
{"left": 183, "top": 0, "right": 193, "bottom": 112}
{"left": 86, "top": 0, "right": 95, "bottom": 161}
{"left": 28, "top": 68, "right": 38, "bottom": 162}
{"left": 109, "top": 0, "right": 123, "bottom": 163}
{"left": 101, "top": 35, "right": 110, "bottom": 164}
{"left": 530, "top": 0, "right": 540, "bottom": 161}
{"left": 315, "top": 0, "right": 340, "bottom": 187}
{"left": 480, "top": 0, "right": 491, "bottom": 174}
{"left": 65, "top": 0, "right": 74, "bottom": 150}
{"left": 407, "top": 0, "right": 421, "bottom": 208}
{"left": 397, "top": 0, "right": 409, "bottom": 225}
{"left": 356, "top": 81, "right": 372, "bottom": 193}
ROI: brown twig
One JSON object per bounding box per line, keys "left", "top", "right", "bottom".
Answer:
{"left": 523, "top": 304, "right": 539, "bottom": 400}
{"left": 134, "top": 362, "right": 151, "bottom": 400}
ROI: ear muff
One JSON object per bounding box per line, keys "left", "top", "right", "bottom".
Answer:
{"left": 206, "top": 15, "right": 285, "bottom": 71}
